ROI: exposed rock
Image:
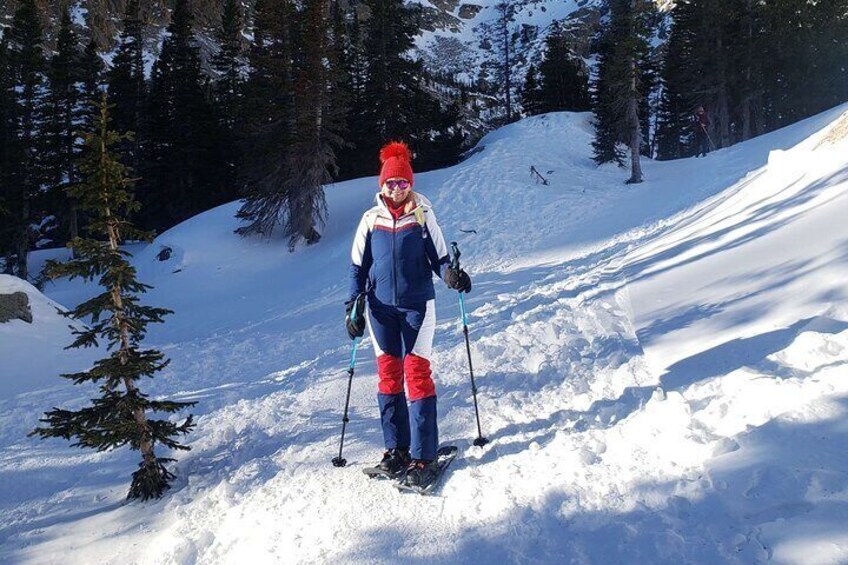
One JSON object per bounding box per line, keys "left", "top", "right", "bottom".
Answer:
{"left": 419, "top": 5, "right": 463, "bottom": 34}
{"left": 0, "top": 292, "right": 33, "bottom": 324}
{"left": 428, "top": 0, "right": 461, "bottom": 14}
{"left": 458, "top": 3, "right": 483, "bottom": 19}
{"left": 563, "top": 5, "right": 605, "bottom": 59}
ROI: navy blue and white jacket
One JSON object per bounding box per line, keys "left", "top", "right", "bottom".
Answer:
{"left": 349, "top": 192, "right": 451, "bottom": 308}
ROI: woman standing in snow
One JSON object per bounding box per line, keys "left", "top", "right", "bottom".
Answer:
{"left": 345, "top": 141, "right": 471, "bottom": 487}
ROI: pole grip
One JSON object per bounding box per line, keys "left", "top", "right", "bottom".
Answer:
{"left": 450, "top": 241, "right": 461, "bottom": 270}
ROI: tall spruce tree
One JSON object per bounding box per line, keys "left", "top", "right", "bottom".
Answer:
{"left": 31, "top": 93, "right": 196, "bottom": 501}
{"left": 45, "top": 7, "right": 85, "bottom": 247}
{"left": 79, "top": 37, "right": 104, "bottom": 130}
{"left": 592, "top": 0, "right": 653, "bottom": 183}
{"left": 145, "top": 0, "right": 228, "bottom": 231}
{"left": 536, "top": 21, "right": 590, "bottom": 114}
{"left": 591, "top": 6, "right": 626, "bottom": 167}
{"left": 521, "top": 64, "right": 544, "bottom": 116}
{"left": 4, "top": 0, "right": 49, "bottom": 279}
{"left": 235, "top": 0, "right": 297, "bottom": 236}
{"left": 334, "top": 1, "right": 370, "bottom": 180}
{"left": 0, "top": 35, "right": 16, "bottom": 273}
{"left": 654, "top": 4, "right": 696, "bottom": 161}
{"left": 210, "top": 0, "right": 244, "bottom": 206}
{"left": 491, "top": 0, "right": 517, "bottom": 122}
{"left": 107, "top": 0, "right": 146, "bottom": 172}
{"left": 358, "top": 0, "right": 428, "bottom": 154}
{"left": 278, "top": 0, "right": 349, "bottom": 248}
{"left": 211, "top": 0, "right": 244, "bottom": 132}
{"left": 237, "top": 0, "right": 348, "bottom": 247}
{"left": 731, "top": 0, "right": 766, "bottom": 142}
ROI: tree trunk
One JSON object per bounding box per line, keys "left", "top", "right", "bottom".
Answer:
{"left": 715, "top": 34, "right": 731, "bottom": 147}
{"left": 627, "top": 60, "right": 643, "bottom": 184}
{"left": 503, "top": 8, "right": 512, "bottom": 122}
{"left": 15, "top": 198, "right": 29, "bottom": 280}
{"left": 100, "top": 125, "right": 158, "bottom": 480}
{"left": 626, "top": 0, "right": 643, "bottom": 184}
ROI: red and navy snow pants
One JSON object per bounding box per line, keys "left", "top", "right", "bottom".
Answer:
{"left": 366, "top": 297, "right": 438, "bottom": 461}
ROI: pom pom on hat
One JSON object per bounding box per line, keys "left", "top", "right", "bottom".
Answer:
{"left": 378, "top": 141, "right": 414, "bottom": 188}
{"left": 380, "top": 141, "right": 413, "bottom": 164}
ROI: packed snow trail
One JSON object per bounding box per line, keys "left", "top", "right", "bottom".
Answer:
{"left": 2, "top": 108, "right": 848, "bottom": 563}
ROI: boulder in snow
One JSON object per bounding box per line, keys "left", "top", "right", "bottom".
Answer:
{"left": 0, "top": 291, "right": 32, "bottom": 324}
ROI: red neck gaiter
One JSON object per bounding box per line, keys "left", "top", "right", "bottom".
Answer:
{"left": 383, "top": 194, "right": 410, "bottom": 220}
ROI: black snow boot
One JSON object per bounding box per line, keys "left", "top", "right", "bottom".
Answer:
{"left": 378, "top": 448, "right": 411, "bottom": 476}
{"left": 403, "top": 459, "right": 439, "bottom": 488}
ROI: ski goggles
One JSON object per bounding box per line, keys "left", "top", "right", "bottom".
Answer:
{"left": 384, "top": 179, "right": 411, "bottom": 191}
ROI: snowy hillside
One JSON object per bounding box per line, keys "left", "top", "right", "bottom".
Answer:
{"left": 2, "top": 105, "right": 848, "bottom": 563}
{"left": 0, "top": 275, "right": 96, "bottom": 397}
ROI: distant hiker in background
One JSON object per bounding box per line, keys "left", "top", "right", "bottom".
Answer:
{"left": 693, "top": 106, "right": 712, "bottom": 157}
{"left": 346, "top": 141, "right": 471, "bottom": 488}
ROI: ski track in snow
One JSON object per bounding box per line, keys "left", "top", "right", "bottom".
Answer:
{"left": 3, "top": 109, "right": 848, "bottom": 563}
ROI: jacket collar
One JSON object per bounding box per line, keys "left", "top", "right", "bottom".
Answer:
{"left": 374, "top": 191, "right": 431, "bottom": 219}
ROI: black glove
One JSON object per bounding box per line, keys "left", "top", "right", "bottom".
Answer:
{"left": 444, "top": 267, "right": 472, "bottom": 293}
{"left": 345, "top": 294, "right": 366, "bottom": 339}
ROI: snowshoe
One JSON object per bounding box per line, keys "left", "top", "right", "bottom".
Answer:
{"left": 394, "top": 446, "right": 458, "bottom": 495}
{"left": 362, "top": 448, "right": 410, "bottom": 479}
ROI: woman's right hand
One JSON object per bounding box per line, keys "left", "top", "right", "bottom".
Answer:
{"left": 345, "top": 295, "right": 366, "bottom": 339}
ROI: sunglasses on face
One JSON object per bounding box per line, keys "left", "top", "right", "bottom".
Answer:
{"left": 384, "top": 179, "right": 411, "bottom": 191}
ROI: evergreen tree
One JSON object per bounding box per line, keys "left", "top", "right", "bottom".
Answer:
{"left": 521, "top": 64, "right": 544, "bottom": 116}
{"left": 107, "top": 0, "right": 146, "bottom": 171}
{"left": 79, "top": 37, "right": 104, "bottom": 131}
{"left": 235, "top": 0, "right": 297, "bottom": 236}
{"left": 654, "top": 5, "right": 695, "bottom": 160}
{"left": 658, "top": 0, "right": 848, "bottom": 160}
{"left": 145, "top": 0, "right": 229, "bottom": 230}
{"left": 237, "top": 0, "right": 349, "bottom": 247}
{"left": 211, "top": 0, "right": 244, "bottom": 132}
{"left": 760, "top": 0, "right": 848, "bottom": 129}
{"left": 280, "top": 0, "right": 347, "bottom": 248}
{"left": 45, "top": 7, "right": 85, "bottom": 247}
{"left": 730, "top": 0, "right": 766, "bottom": 142}
{"left": 491, "top": 0, "right": 517, "bottom": 122}
{"left": 537, "top": 21, "right": 590, "bottom": 114}
{"left": 0, "top": 35, "right": 16, "bottom": 273}
{"left": 210, "top": 0, "right": 244, "bottom": 206}
{"left": 4, "top": 0, "right": 49, "bottom": 279}
{"left": 592, "top": 0, "right": 653, "bottom": 183}
{"left": 414, "top": 96, "right": 465, "bottom": 171}
{"left": 31, "top": 93, "right": 196, "bottom": 501}
{"left": 334, "top": 1, "right": 369, "bottom": 180}
{"left": 359, "top": 0, "right": 424, "bottom": 146}
{"left": 591, "top": 10, "right": 626, "bottom": 166}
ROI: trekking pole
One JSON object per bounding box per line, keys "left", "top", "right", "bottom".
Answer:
{"left": 450, "top": 242, "right": 490, "bottom": 447}
{"left": 702, "top": 124, "right": 717, "bottom": 151}
{"left": 332, "top": 296, "right": 365, "bottom": 467}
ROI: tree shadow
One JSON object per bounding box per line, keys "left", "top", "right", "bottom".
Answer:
{"left": 659, "top": 316, "right": 848, "bottom": 391}
{"left": 462, "top": 315, "right": 848, "bottom": 473}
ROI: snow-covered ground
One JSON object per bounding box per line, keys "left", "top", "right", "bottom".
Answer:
{"left": 2, "top": 106, "right": 848, "bottom": 564}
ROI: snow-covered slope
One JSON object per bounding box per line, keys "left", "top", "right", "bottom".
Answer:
{"left": 3, "top": 105, "right": 848, "bottom": 564}
{"left": 0, "top": 275, "right": 96, "bottom": 397}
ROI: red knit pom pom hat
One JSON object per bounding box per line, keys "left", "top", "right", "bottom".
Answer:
{"left": 378, "top": 141, "right": 414, "bottom": 188}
